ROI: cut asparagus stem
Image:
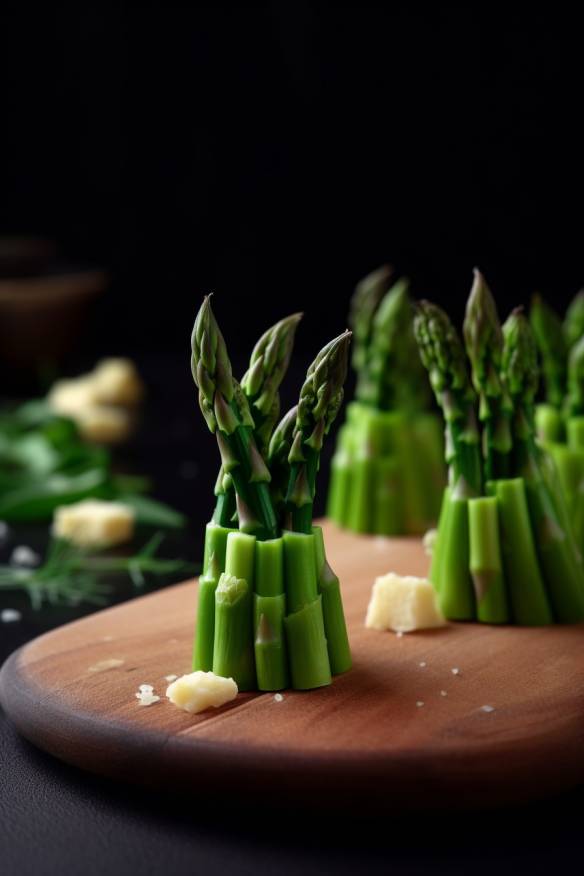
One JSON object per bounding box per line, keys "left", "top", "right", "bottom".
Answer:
{"left": 345, "top": 456, "right": 375, "bottom": 533}
{"left": 429, "top": 488, "right": 451, "bottom": 592}
{"left": 254, "top": 595, "right": 288, "bottom": 690}
{"left": 254, "top": 538, "right": 284, "bottom": 597}
{"left": 193, "top": 522, "right": 233, "bottom": 671}
{"left": 286, "top": 331, "right": 351, "bottom": 533}
{"left": 491, "top": 478, "right": 553, "bottom": 625}
{"left": 463, "top": 269, "right": 512, "bottom": 481}
{"left": 284, "top": 596, "right": 332, "bottom": 689}
{"left": 326, "top": 449, "right": 352, "bottom": 527}
{"left": 212, "top": 532, "right": 256, "bottom": 690}
{"left": 434, "top": 492, "right": 475, "bottom": 620}
{"left": 313, "top": 525, "right": 352, "bottom": 674}
{"left": 373, "top": 456, "right": 402, "bottom": 534}
{"left": 530, "top": 293, "right": 567, "bottom": 409}
{"left": 535, "top": 404, "right": 565, "bottom": 443}
{"left": 282, "top": 530, "right": 319, "bottom": 613}
{"left": 468, "top": 496, "right": 510, "bottom": 624}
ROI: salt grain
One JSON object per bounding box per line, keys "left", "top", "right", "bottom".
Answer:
{"left": 274, "top": 693, "right": 284, "bottom": 703}
{"left": 10, "top": 545, "right": 40, "bottom": 568}
{"left": 451, "top": 667, "right": 461, "bottom": 676}
{"left": 1, "top": 608, "right": 22, "bottom": 623}
{"left": 165, "top": 674, "right": 178, "bottom": 682}
{"left": 419, "top": 661, "right": 427, "bottom": 668}
{"left": 416, "top": 700, "right": 424, "bottom": 708}
{"left": 396, "top": 631, "right": 403, "bottom": 638}
{"left": 135, "top": 683, "right": 160, "bottom": 706}
{"left": 440, "top": 690, "right": 448, "bottom": 697}
{"left": 480, "top": 704, "right": 495, "bottom": 713}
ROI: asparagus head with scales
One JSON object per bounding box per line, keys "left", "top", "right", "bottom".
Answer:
{"left": 191, "top": 295, "right": 352, "bottom": 690}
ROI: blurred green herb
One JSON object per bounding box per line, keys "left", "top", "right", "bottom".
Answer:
{"left": 0, "top": 532, "right": 198, "bottom": 609}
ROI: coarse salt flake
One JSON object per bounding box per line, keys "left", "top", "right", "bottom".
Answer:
{"left": 419, "top": 661, "right": 427, "bottom": 668}
{"left": 416, "top": 700, "right": 425, "bottom": 708}
{"left": 440, "top": 690, "right": 448, "bottom": 697}
{"left": 274, "top": 693, "right": 284, "bottom": 703}
{"left": 451, "top": 667, "right": 461, "bottom": 676}
{"left": 480, "top": 704, "right": 495, "bottom": 713}
{"left": 164, "top": 675, "right": 178, "bottom": 682}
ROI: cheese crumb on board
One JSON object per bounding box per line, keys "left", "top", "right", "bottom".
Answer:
{"left": 92, "top": 358, "right": 144, "bottom": 406}
{"left": 166, "top": 671, "right": 238, "bottom": 714}
{"left": 440, "top": 690, "right": 448, "bottom": 697}
{"left": 480, "top": 704, "right": 495, "bottom": 713}
{"left": 451, "top": 667, "right": 461, "bottom": 676}
{"left": 365, "top": 572, "right": 446, "bottom": 632}
{"left": 273, "top": 693, "right": 284, "bottom": 703}
{"left": 422, "top": 528, "right": 438, "bottom": 556}
{"left": 416, "top": 701, "right": 425, "bottom": 708}
{"left": 53, "top": 499, "right": 135, "bottom": 547}
{"left": 135, "top": 683, "right": 160, "bottom": 706}
{"left": 88, "top": 658, "right": 125, "bottom": 673}
{"left": 164, "top": 674, "right": 178, "bottom": 682}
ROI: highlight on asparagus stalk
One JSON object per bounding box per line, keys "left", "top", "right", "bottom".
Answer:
{"left": 191, "top": 295, "right": 352, "bottom": 690}
{"left": 564, "top": 289, "right": 584, "bottom": 351}
{"left": 327, "top": 267, "right": 445, "bottom": 536}
{"left": 415, "top": 275, "right": 584, "bottom": 625}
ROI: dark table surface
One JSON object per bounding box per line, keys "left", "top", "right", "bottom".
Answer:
{"left": 1, "top": 355, "right": 583, "bottom": 876}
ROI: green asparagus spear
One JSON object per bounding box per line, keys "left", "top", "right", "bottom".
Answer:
{"left": 530, "top": 293, "right": 567, "bottom": 409}
{"left": 564, "top": 289, "right": 584, "bottom": 349}
{"left": 565, "top": 335, "right": 584, "bottom": 418}
{"left": 463, "top": 268, "right": 512, "bottom": 480}
{"left": 210, "top": 312, "right": 302, "bottom": 528}
{"left": 349, "top": 264, "right": 393, "bottom": 373}
{"left": 285, "top": 331, "right": 351, "bottom": 533}
{"left": 414, "top": 302, "right": 482, "bottom": 498}
{"left": 356, "top": 280, "right": 430, "bottom": 412}
{"left": 267, "top": 405, "right": 298, "bottom": 527}
{"left": 191, "top": 296, "right": 278, "bottom": 539}
{"left": 502, "top": 308, "right": 584, "bottom": 622}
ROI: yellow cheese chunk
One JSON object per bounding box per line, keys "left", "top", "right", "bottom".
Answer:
{"left": 48, "top": 376, "right": 99, "bottom": 416}
{"left": 53, "top": 499, "right": 134, "bottom": 547}
{"left": 365, "top": 572, "right": 446, "bottom": 632}
{"left": 166, "top": 671, "right": 238, "bottom": 714}
{"left": 75, "top": 405, "right": 132, "bottom": 444}
{"left": 92, "top": 358, "right": 144, "bottom": 405}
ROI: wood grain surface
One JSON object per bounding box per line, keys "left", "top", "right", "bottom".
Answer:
{"left": 2, "top": 521, "right": 584, "bottom": 810}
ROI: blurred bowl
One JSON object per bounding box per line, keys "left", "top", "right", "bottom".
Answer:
{"left": 0, "top": 237, "right": 107, "bottom": 375}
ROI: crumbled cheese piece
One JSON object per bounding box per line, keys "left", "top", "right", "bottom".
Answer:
{"left": 365, "top": 572, "right": 447, "bottom": 632}
{"left": 164, "top": 674, "right": 178, "bottom": 682}
{"left": 135, "top": 683, "right": 160, "bottom": 706}
{"left": 440, "top": 690, "right": 448, "bottom": 697}
{"left": 166, "top": 671, "right": 238, "bottom": 714}
{"left": 419, "top": 661, "right": 427, "bottom": 668}
{"left": 480, "top": 704, "right": 495, "bottom": 713}
{"left": 273, "top": 693, "right": 284, "bottom": 703}
{"left": 48, "top": 376, "right": 99, "bottom": 416}
{"left": 422, "top": 528, "right": 438, "bottom": 556}
{"left": 416, "top": 701, "right": 425, "bottom": 708}
{"left": 1, "top": 608, "right": 22, "bottom": 623}
{"left": 53, "top": 499, "right": 134, "bottom": 547}
{"left": 10, "top": 545, "right": 40, "bottom": 567}
{"left": 75, "top": 405, "right": 132, "bottom": 444}
{"left": 92, "top": 358, "right": 144, "bottom": 406}
{"left": 451, "top": 667, "right": 461, "bottom": 676}
{"left": 88, "top": 658, "right": 125, "bottom": 673}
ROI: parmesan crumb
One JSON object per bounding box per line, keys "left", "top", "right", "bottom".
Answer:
{"left": 416, "top": 700, "right": 425, "bottom": 708}
{"left": 365, "top": 572, "right": 446, "bottom": 632}
{"left": 480, "top": 704, "right": 495, "bottom": 713}
{"left": 451, "top": 667, "right": 461, "bottom": 676}
{"left": 440, "top": 690, "right": 448, "bottom": 697}
{"left": 1, "top": 608, "right": 22, "bottom": 623}
{"left": 164, "top": 674, "right": 178, "bottom": 682}
{"left": 88, "top": 658, "right": 125, "bottom": 673}
{"left": 135, "top": 683, "right": 160, "bottom": 706}
{"left": 274, "top": 693, "right": 284, "bottom": 703}
{"left": 419, "top": 661, "right": 427, "bottom": 668}
{"left": 166, "top": 671, "right": 238, "bottom": 714}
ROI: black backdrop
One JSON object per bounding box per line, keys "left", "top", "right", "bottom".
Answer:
{"left": 1, "top": 4, "right": 583, "bottom": 358}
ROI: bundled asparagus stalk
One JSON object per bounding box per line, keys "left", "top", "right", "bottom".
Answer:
{"left": 327, "top": 266, "right": 445, "bottom": 536}
{"left": 529, "top": 290, "right": 584, "bottom": 549}
{"left": 191, "top": 296, "right": 351, "bottom": 691}
{"left": 414, "top": 272, "right": 584, "bottom": 625}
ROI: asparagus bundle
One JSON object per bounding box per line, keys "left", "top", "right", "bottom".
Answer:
{"left": 327, "top": 266, "right": 445, "bottom": 536}
{"left": 414, "top": 271, "right": 584, "bottom": 625}
{"left": 530, "top": 290, "right": 584, "bottom": 548}
{"left": 191, "top": 296, "right": 352, "bottom": 691}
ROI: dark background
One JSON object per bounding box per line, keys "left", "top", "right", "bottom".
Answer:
{"left": 2, "top": 4, "right": 583, "bottom": 361}
{"left": 2, "top": 6, "right": 584, "bottom": 875}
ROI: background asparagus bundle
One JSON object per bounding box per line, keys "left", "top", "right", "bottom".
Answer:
{"left": 414, "top": 270, "right": 584, "bottom": 625}
{"left": 530, "top": 291, "right": 584, "bottom": 548}
{"left": 191, "top": 296, "right": 352, "bottom": 691}
{"left": 327, "top": 266, "right": 445, "bottom": 535}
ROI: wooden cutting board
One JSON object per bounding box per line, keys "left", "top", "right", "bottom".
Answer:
{"left": 2, "top": 521, "right": 584, "bottom": 810}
